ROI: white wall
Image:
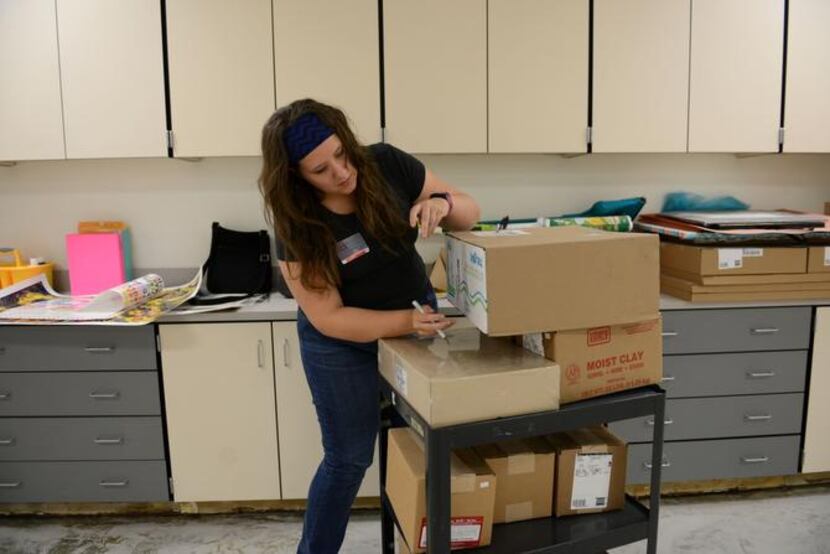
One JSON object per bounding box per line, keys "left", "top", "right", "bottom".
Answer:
{"left": 1, "top": 153, "right": 829, "bottom": 273}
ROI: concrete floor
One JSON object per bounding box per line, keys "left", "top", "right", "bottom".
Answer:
{"left": 1, "top": 486, "right": 828, "bottom": 553}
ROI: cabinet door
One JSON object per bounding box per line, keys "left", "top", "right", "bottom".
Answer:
{"left": 383, "top": 0, "right": 486, "bottom": 153}
{"left": 488, "top": 0, "right": 588, "bottom": 153}
{"left": 803, "top": 308, "right": 830, "bottom": 472}
{"left": 0, "top": 0, "right": 65, "bottom": 161}
{"left": 783, "top": 0, "right": 830, "bottom": 152}
{"left": 273, "top": 0, "right": 380, "bottom": 144}
{"left": 166, "top": 0, "right": 275, "bottom": 157}
{"left": 688, "top": 0, "right": 785, "bottom": 152}
{"left": 159, "top": 323, "right": 280, "bottom": 501}
{"left": 56, "top": 0, "right": 167, "bottom": 158}
{"left": 593, "top": 0, "right": 690, "bottom": 152}
{"left": 272, "top": 322, "right": 379, "bottom": 499}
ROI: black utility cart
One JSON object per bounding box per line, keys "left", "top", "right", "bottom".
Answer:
{"left": 379, "top": 380, "right": 667, "bottom": 554}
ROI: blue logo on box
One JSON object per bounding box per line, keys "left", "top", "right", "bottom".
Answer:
{"left": 469, "top": 251, "right": 483, "bottom": 268}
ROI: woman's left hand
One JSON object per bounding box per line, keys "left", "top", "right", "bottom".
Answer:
{"left": 409, "top": 197, "right": 450, "bottom": 238}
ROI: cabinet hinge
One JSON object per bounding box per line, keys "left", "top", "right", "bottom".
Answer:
{"left": 586, "top": 126, "right": 593, "bottom": 145}
{"left": 778, "top": 127, "right": 785, "bottom": 146}
{"left": 166, "top": 130, "right": 175, "bottom": 150}
{"left": 381, "top": 126, "right": 386, "bottom": 143}
{"left": 168, "top": 477, "right": 174, "bottom": 495}
{"left": 155, "top": 333, "right": 161, "bottom": 353}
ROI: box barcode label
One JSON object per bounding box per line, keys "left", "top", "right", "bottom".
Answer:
{"left": 742, "top": 248, "right": 764, "bottom": 257}
{"left": 394, "top": 359, "right": 408, "bottom": 396}
{"left": 718, "top": 249, "right": 743, "bottom": 270}
{"left": 571, "top": 453, "right": 613, "bottom": 510}
{"left": 825, "top": 247, "right": 830, "bottom": 267}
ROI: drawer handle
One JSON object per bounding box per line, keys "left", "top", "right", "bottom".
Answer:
{"left": 745, "top": 413, "right": 772, "bottom": 422}
{"left": 99, "top": 480, "right": 129, "bottom": 488}
{"left": 661, "top": 331, "right": 678, "bottom": 338}
{"left": 0, "top": 482, "right": 21, "bottom": 488}
{"left": 646, "top": 418, "right": 674, "bottom": 426}
{"left": 741, "top": 456, "right": 770, "bottom": 464}
{"left": 643, "top": 460, "right": 671, "bottom": 470}
{"left": 94, "top": 437, "right": 124, "bottom": 445}
{"left": 84, "top": 346, "right": 115, "bottom": 353}
{"left": 257, "top": 339, "right": 265, "bottom": 368}
{"left": 89, "top": 391, "right": 120, "bottom": 400}
{"left": 0, "top": 391, "right": 10, "bottom": 400}
{"left": 661, "top": 375, "right": 676, "bottom": 382}
{"left": 0, "top": 438, "right": 15, "bottom": 446}
{"left": 747, "top": 371, "right": 776, "bottom": 379}
{"left": 749, "top": 328, "right": 779, "bottom": 335}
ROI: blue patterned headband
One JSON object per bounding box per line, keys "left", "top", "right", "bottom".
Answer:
{"left": 283, "top": 112, "right": 335, "bottom": 164}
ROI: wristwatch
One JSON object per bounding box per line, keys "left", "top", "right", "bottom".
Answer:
{"left": 429, "top": 192, "right": 453, "bottom": 214}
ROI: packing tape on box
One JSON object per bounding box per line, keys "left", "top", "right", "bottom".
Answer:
{"left": 451, "top": 475, "right": 476, "bottom": 493}
{"left": 504, "top": 501, "right": 534, "bottom": 522}
{"left": 507, "top": 452, "right": 536, "bottom": 475}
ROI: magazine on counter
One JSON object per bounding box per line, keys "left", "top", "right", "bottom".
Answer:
{"left": 0, "top": 272, "right": 202, "bottom": 325}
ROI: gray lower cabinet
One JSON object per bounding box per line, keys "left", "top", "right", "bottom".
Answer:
{"left": 627, "top": 436, "right": 801, "bottom": 484}
{"left": 610, "top": 393, "right": 804, "bottom": 442}
{"left": 0, "top": 326, "right": 168, "bottom": 503}
{"left": 0, "top": 461, "right": 169, "bottom": 502}
{"left": 624, "top": 306, "right": 814, "bottom": 486}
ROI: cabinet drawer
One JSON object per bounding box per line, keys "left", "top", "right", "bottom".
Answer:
{"left": 662, "top": 351, "right": 808, "bottom": 398}
{"left": 609, "top": 394, "right": 804, "bottom": 442}
{"left": 0, "top": 326, "right": 157, "bottom": 371}
{"left": 627, "top": 435, "right": 800, "bottom": 484}
{"left": 0, "top": 460, "right": 169, "bottom": 502}
{"left": 0, "top": 372, "right": 160, "bottom": 416}
{"left": 0, "top": 417, "right": 164, "bottom": 461}
{"left": 662, "top": 307, "right": 812, "bottom": 354}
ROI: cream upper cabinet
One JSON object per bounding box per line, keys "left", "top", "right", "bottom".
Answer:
{"left": 159, "top": 323, "right": 280, "bottom": 501}
{"left": 166, "top": 0, "right": 275, "bottom": 157}
{"left": 273, "top": 322, "right": 379, "bottom": 500}
{"left": 688, "top": 0, "right": 785, "bottom": 153}
{"left": 593, "top": 0, "right": 690, "bottom": 153}
{"left": 783, "top": 0, "right": 830, "bottom": 152}
{"left": 56, "top": 0, "right": 167, "bottom": 159}
{"left": 488, "top": 0, "right": 588, "bottom": 153}
{"left": 803, "top": 307, "right": 830, "bottom": 473}
{"left": 383, "top": 0, "right": 487, "bottom": 153}
{"left": 273, "top": 0, "right": 381, "bottom": 144}
{"left": 0, "top": 0, "right": 65, "bottom": 161}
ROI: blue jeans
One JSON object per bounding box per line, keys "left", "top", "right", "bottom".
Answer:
{"left": 296, "top": 291, "right": 437, "bottom": 554}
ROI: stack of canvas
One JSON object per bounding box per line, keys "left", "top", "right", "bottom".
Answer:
{"left": 661, "top": 242, "right": 830, "bottom": 302}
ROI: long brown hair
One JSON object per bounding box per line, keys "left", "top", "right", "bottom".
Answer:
{"left": 259, "top": 99, "right": 410, "bottom": 291}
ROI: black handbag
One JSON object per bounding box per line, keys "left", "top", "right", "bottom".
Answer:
{"left": 201, "top": 222, "right": 272, "bottom": 296}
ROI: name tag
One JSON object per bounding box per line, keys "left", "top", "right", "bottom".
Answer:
{"left": 336, "top": 233, "right": 370, "bottom": 265}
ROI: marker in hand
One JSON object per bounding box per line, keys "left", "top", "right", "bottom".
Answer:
{"left": 411, "top": 300, "right": 447, "bottom": 339}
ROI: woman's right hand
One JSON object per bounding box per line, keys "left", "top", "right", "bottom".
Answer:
{"left": 412, "top": 305, "right": 455, "bottom": 337}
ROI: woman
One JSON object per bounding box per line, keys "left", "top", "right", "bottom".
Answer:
{"left": 258, "top": 99, "right": 480, "bottom": 553}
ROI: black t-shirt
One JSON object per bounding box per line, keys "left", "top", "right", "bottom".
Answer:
{"left": 275, "top": 143, "right": 430, "bottom": 311}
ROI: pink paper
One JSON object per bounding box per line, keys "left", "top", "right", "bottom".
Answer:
{"left": 66, "top": 233, "right": 125, "bottom": 295}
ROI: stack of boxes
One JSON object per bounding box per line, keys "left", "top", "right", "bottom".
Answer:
{"left": 381, "top": 226, "right": 662, "bottom": 552}
{"left": 660, "top": 242, "right": 830, "bottom": 302}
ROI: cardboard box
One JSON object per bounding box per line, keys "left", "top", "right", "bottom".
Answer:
{"left": 386, "top": 428, "right": 496, "bottom": 552}
{"left": 808, "top": 246, "right": 830, "bottom": 274}
{"left": 546, "top": 426, "right": 627, "bottom": 517}
{"left": 521, "top": 318, "right": 663, "bottom": 405}
{"left": 378, "top": 322, "right": 560, "bottom": 427}
{"left": 446, "top": 226, "right": 659, "bottom": 336}
{"left": 662, "top": 266, "right": 830, "bottom": 285}
{"left": 474, "top": 438, "right": 556, "bottom": 524}
{"left": 661, "top": 274, "right": 830, "bottom": 303}
{"left": 660, "top": 242, "right": 808, "bottom": 276}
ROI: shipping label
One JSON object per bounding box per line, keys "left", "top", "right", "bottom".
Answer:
{"left": 419, "top": 516, "right": 483, "bottom": 549}
{"left": 718, "top": 248, "right": 743, "bottom": 270}
{"left": 571, "top": 453, "right": 613, "bottom": 510}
